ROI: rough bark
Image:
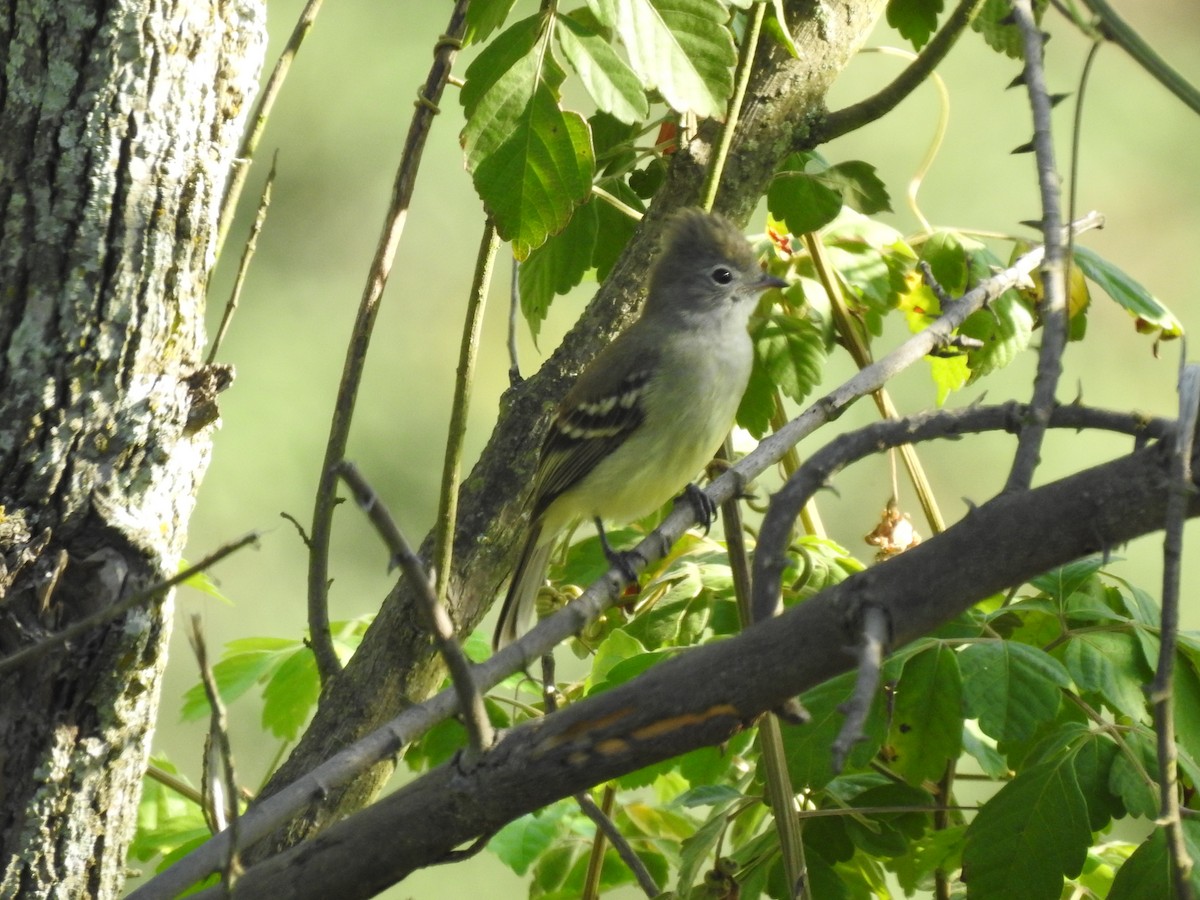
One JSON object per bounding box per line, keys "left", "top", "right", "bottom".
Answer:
{"left": 251, "top": 0, "right": 889, "bottom": 857}
{"left": 0, "top": 1, "right": 265, "bottom": 897}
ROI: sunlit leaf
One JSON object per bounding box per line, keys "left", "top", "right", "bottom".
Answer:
{"left": 587, "top": 0, "right": 736, "bottom": 118}
{"left": 555, "top": 14, "right": 648, "bottom": 124}
{"left": 959, "top": 640, "right": 1071, "bottom": 743}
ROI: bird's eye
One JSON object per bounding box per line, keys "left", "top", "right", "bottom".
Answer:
{"left": 710, "top": 266, "right": 734, "bottom": 285}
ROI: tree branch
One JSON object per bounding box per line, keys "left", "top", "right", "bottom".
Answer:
{"left": 184, "top": 434, "right": 1193, "bottom": 899}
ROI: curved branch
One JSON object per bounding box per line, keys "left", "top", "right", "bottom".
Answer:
{"left": 819, "top": 0, "right": 987, "bottom": 143}
{"left": 751, "top": 404, "right": 1171, "bottom": 621}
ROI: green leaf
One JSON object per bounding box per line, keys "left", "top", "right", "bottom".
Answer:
{"left": 959, "top": 640, "right": 1071, "bottom": 743}
{"left": 591, "top": 180, "right": 642, "bottom": 279}
{"left": 1062, "top": 630, "right": 1151, "bottom": 722}
{"left": 555, "top": 14, "right": 649, "bottom": 124}
{"left": 676, "top": 805, "right": 729, "bottom": 894}
{"left": 464, "top": 0, "right": 521, "bottom": 45}
{"left": 1070, "top": 732, "right": 1123, "bottom": 831}
{"left": 588, "top": 0, "right": 736, "bottom": 119}
{"left": 962, "top": 726, "right": 1009, "bottom": 779}
{"left": 972, "top": 0, "right": 1046, "bottom": 58}
{"left": 1107, "top": 729, "right": 1158, "bottom": 819}
{"left": 179, "top": 637, "right": 298, "bottom": 721}
{"left": 767, "top": 171, "right": 843, "bottom": 235}
{"left": 890, "top": 825, "right": 965, "bottom": 896}
{"left": 1109, "top": 819, "right": 1200, "bottom": 899}
{"left": 817, "top": 161, "right": 891, "bottom": 216}
{"left": 1073, "top": 245, "right": 1184, "bottom": 340}
{"left": 743, "top": 309, "right": 827, "bottom": 425}
{"left": 777, "top": 671, "right": 886, "bottom": 788}
{"left": 764, "top": 0, "right": 800, "bottom": 58}
{"left": 518, "top": 200, "right": 600, "bottom": 339}
{"left": 887, "top": 0, "right": 944, "bottom": 50}
{"left": 261, "top": 646, "right": 321, "bottom": 741}
{"left": 473, "top": 85, "right": 595, "bottom": 259}
{"left": 919, "top": 230, "right": 969, "bottom": 294}
{"left": 1031, "top": 556, "right": 1105, "bottom": 602}
{"left": 178, "top": 562, "right": 232, "bottom": 605}
{"left": 461, "top": 16, "right": 593, "bottom": 258}
{"left": 489, "top": 804, "right": 569, "bottom": 875}
{"left": 963, "top": 755, "right": 1091, "bottom": 898}
{"left": 888, "top": 643, "right": 963, "bottom": 785}
{"left": 1174, "top": 653, "right": 1200, "bottom": 769}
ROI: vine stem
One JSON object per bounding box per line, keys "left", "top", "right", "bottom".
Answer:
{"left": 305, "top": 2, "right": 470, "bottom": 685}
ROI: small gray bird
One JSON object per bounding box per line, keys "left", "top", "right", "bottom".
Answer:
{"left": 493, "top": 208, "right": 785, "bottom": 650}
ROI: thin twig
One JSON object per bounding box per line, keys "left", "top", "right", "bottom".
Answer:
{"left": 832, "top": 606, "right": 889, "bottom": 773}
{"left": 306, "top": 1, "right": 470, "bottom": 687}
{"left": 722, "top": 443, "right": 810, "bottom": 900}
{"left": 820, "top": 0, "right": 988, "bottom": 143}
{"left": 434, "top": 219, "right": 499, "bottom": 601}
{"left": 208, "top": 153, "right": 277, "bottom": 364}
{"left": 1005, "top": 0, "right": 1068, "bottom": 492}
{"left": 1151, "top": 360, "right": 1199, "bottom": 899}
{"left": 700, "top": 0, "right": 765, "bottom": 210}
{"left": 802, "top": 233, "right": 946, "bottom": 534}
{"left": 0, "top": 532, "right": 260, "bottom": 675}
{"left": 334, "top": 461, "right": 493, "bottom": 756}
{"left": 188, "top": 616, "right": 242, "bottom": 890}
{"left": 1077, "top": 0, "right": 1200, "bottom": 116}
{"left": 214, "top": 0, "right": 324, "bottom": 259}
{"left": 507, "top": 259, "right": 522, "bottom": 385}
{"left": 752, "top": 403, "right": 1171, "bottom": 626}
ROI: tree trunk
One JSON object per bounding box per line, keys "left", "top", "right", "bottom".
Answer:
{"left": 0, "top": 1, "right": 265, "bottom": 896}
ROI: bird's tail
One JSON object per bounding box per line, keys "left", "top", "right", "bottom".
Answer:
{"left": 493, "top": 520, "right": 552, "bottom": 652}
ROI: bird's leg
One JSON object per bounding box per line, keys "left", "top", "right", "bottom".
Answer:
{"left": 681, "top": 482, "right": 717, "bottom": 534}
{"left": 594, "top": 517, "right": 643, "bottom": 583}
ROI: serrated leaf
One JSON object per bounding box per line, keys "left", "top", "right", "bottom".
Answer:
{"left": 1070, "top": 732, "right": 1123, "bottom": 831}
{"left": 777, "top": 671, "right": 887, "bottom": 788}
{"left": 518, "top": 200, "right": 600, "bottom": 339}
{"left": 474, "top": 85, "right": 594, "bottom": 259}
{"left": 462, "top": 17, "right": 593, "bottom": 257}
{"left": 818, "top": 161, "right": 892, "bottom": 215}
{"left": 555, "top": 14, "right": 648, "bottom": 124}
{"left": 261, "top": 646, "right": 320, "bottom": 741}
{"left": 1073, "top": 245, "right": 1184, "bottom": 340}
{"left": 1062, "top": 631, "right": 1150, "bottom": 722}
{"left": 489, "top": 805, "right": 569, "bottom": 875}
{"left": 179, "top": 637, "right": 298, "bottom": 721}
{"left": 972, "top": 0, "right": 1047, "bottom": 58}
{"left": 1110, "top": 821, "right": 1200, "bottom": 899}
{"left": 887, "top": 0, "right": 944, "bottom": 50}
{"left": 1107, "top": 729, "right": 1158, "bottom": 819}
{"left": 754, "top": 311, "right": 827, "bottom": 405}
{"left": 767, "top": 171, "right": 843, "bottom": 235}
{"left": 959, "top": 641, "right": 1071, "bottom": 743}
{"left": 891, "top": 825, "right": 966, "bottom": 896}
{"left": 962, "top": 756, "right": 1090, "bottom": 897}
{"left": 1030, "top": 556, "right": 1106, "bottom": 603}
{"left": 888, "top": 643, "right": 963, "bottom": 785}
{"left": 920, "top": 230, "right": 968, "bottom": 294}
{"left": 465, "top": 0, "right": 521, "bottom": 45}
{"left": 589, "top": 0, "right": 736, "bottom": 118}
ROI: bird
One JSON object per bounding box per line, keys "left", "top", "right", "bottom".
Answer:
{"left": 493, "top": 208, "right": 786, "bottom": 651}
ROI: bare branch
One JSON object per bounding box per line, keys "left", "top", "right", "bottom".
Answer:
{"left": 832, "top": 606, "right": 890, "bottom": 773}
{"left": 1151, "top": 360, "right": 1200, "bottom": 899}
{"left": 335, "top": 462, "right": 493, "bottom": 757}
{"left": 1005, "top": 0, "right": 1068, "bottom": 491}
{"left": 306, "top": 0, "right": 469, "bottom": 686}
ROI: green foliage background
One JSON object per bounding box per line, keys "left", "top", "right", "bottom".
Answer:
{"left": 134, "top": 1, "right": 1200, "bottom": 896}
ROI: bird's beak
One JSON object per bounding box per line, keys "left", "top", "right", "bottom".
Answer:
{"left": 752, "top": 272, "right": 788, "bottom": 292}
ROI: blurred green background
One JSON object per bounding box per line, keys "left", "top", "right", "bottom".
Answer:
{"left": 144, "top": 2, "right": 1200, "bottom": 896}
